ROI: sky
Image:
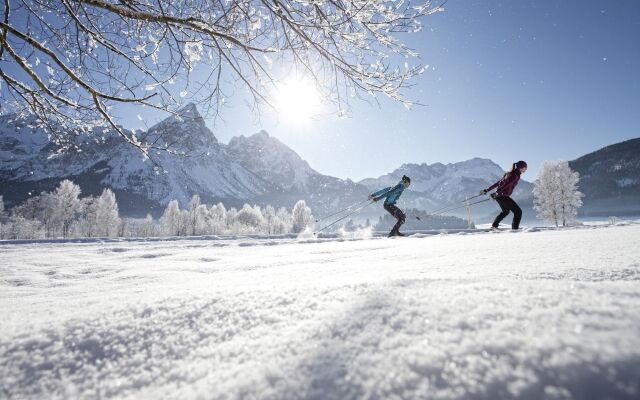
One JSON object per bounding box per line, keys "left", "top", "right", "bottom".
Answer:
{"left": 5, "top": 0, "right": 640, "bottom": 182}
{"left": 198, "top": 0, "right": 640, "bottom": 181}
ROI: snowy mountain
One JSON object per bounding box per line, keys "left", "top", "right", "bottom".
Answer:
{"left": 227, "top": 130, "right": 315, "bottom": 191}
{"left": 0, "top": 106, "right": 370, "bottom": 216}
{"left": 0, "top": 105, "right": 270, "bottom": 215}
{"left": 0, "top": 106, "right": 535, "bottom": 220}
{"left": 226, "top": 130, "right": 371, "bottom": 214}
{"left": 569, "top": 137, "right": 640, "bottom": 216}
{"left": 8, "top": 104, "right": 635, "bottom": 220}
{"left": 359, "top": 159, "right": 534, "bottom": 213}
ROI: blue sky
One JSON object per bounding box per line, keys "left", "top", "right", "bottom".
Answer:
{"left": 195, "top": 0, "right": 640, "bottom": 181}
{"left": 6, "top": 0, "right": 639, "bottom": 182}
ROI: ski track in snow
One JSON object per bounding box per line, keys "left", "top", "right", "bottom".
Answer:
{"left": 1, "top": 225, "right": 640, "bottom": 399}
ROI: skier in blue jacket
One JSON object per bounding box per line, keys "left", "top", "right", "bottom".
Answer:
{"left": 369, "top": 175, "right": 411, "bottom": 237}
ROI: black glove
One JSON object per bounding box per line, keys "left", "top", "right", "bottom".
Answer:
{"left": 480, "top": 189, "right": 488, "bottom": 195}
{"left": 490, "top": 192, "right": 498, "bottom": 200}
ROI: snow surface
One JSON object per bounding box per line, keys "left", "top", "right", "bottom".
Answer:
{"left": 1, "top": 225, "right": 640, "bottom": 399}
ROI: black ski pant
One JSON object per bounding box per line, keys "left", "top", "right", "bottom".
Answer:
{"left": 492, "top": 196, "right": 522, "bottom": 229}
{"left": 384, "top": 203, "right": 406, "bottom": 234}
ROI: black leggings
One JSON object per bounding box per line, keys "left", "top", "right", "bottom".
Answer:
{"left": 492, "top": 196, "right": 522, "bottom": 229}
{"left": 384, "top": 203, "right": 406, "bottom": 233}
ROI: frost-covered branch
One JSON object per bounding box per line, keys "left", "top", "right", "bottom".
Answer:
{"left": 0, "top": 0, "right": 444, "bottom": 154}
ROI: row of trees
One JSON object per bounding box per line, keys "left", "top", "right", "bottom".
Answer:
{"left": 0, "top": 181, "right": 121, "bottom": 239}
{"left": 0, "top": 181, "right": 314, "bottom": 240}
{"left": 156, "top": 195, "right": 313, "bottom": 237}
{"left": 533, "top": 161, "right": 584, "bottom": 227}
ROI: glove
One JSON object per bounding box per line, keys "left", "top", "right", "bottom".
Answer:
{"left": 490, "top": 192, "right": 498, "bottom": 200}
{"left": 368, "top": 194, "right": 379, "bottom": 202}
{"left": 479, "top": 189, "right": 488, "bottom": 195}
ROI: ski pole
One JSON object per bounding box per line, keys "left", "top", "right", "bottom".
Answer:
{"left": 425, "top": 193, "right": 486, "bottom": 216}
{"left": 314, "top": 199, "right": 371, "bottom": 223}
{"left": 313, "top": 201, "right": 375, "bottom": 235}
{"left": 431, "top": 198, "right": 491, "bottom": 216}
{"left": 425, "top": 193, "right": 488, "bottom": 216}
{"left": 429, "top": 198, "right": 492, "bottom": 216}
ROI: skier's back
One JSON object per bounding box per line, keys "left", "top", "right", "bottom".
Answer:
{"left": 369, "top": 175, "right": 411, "bottom": 237}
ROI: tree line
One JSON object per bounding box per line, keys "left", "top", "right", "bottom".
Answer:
{"left": 0, "top": 180, "right": 313, "bottom": 240}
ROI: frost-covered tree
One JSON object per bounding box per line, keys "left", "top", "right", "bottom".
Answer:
{"left": 226, "top": 207, "right": 239, "bottom": 233}
{"left": 262, "top": 205, "right": 276, "bottom": 235}
{"left": 292, "top": 200, "right": 313, "bottom": 233}
{"left": 117, "top": 218, "right": 129, "bottom": 237}
{"left": 534, "top": 161, "right": 584, "bottom": 227}
{"left": 51, "top": 180, "right": 83, "bottom": 238}
{"left": 12, "top": 193, "right": 59, "bottom": 237}
{"left": 185, "top": 195, "right": 212, "bottom": 236}
{"left": 94, "top": 188, "right": 121, "bottom": 236}
{"left": 77, "top": 196, "right": 98, "bottom": 237}
{"left": 274, "top": 207, "right": 292, "bottom": 234}
{"left": 137, "top": 214, "right": 157, "bottom": 238}
{"left": 4, "top": 215, "right": 44, "bottom": 239}
{"left": 207, "top": 202, "right": 227, "bottom": 235}
{"left": 186, "top": 195, "right": 203, "bottom": 236}
{"left": 0, "top": 0, "right": 443, "bottom": 156}
{"left": 0, "top": 195, "right": 4, "bottom": 218}
{"left": 160, "top": 200, "right": 184, "bottom": 236}
{"left": 236, "top": 204, "right": 265, "bottom": 233}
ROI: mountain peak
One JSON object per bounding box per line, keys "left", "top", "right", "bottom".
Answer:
{"left": 177, "top": 102, "right": 200, "bottom": 117}
{"left": 226, "top": 130, "right": 318, "bottom": 190}
{"left": 145, "top": 103, "right": 217, "bottom": 149}
{"left": 252, "top": 130, "right": 270, "bottom": 139}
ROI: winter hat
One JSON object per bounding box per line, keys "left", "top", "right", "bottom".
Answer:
{"left": 515, "top": 161, "right": 528, "bottom": 169}
{"left": 402, "top": 175, "right": 411, "bottom": 183}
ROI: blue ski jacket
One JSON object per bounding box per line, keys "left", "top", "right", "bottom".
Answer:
{"left": 371, "top": 182, "right": 405, "bottom": 205}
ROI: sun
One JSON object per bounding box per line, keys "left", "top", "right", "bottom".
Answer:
{"left": 273, "top": 77, "right": 322, "bottom": 123}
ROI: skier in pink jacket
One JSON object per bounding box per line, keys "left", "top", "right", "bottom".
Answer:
{"left": 481, "top": 161, "right": 528, "bottom": 230}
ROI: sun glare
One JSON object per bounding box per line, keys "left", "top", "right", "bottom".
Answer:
{"left": 273, "top": 78, "right": 322, "bottom": 123}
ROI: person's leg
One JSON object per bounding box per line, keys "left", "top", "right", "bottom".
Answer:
{"left": 384, "top": 204, "right": 405, "bottom": 235}
{"left": 392, "top": 207, "right": 406, "bottom": 234}
{"left": 492, "top": 197, "right": 510, "bottom": 228}
{"left": 504, "top": 197, "right": 522, "bottom": 229}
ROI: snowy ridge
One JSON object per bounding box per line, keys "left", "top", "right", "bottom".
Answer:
{"left": 0, "top": 107, "right": 369, "bottom": 214}
{"left": 227, "top": 130, "right": 315, "bottom": 190}
{"left": 0, "top": 105, "right": 270, "bottom": 209}
{"left": 1, "top": 224, "right": 639, "bottom": 399}
{"left": 225, "top": 130, "right": 371, "bottom": 214}
{"left": 569, "top": 137, "right": 640, "bottom": 215}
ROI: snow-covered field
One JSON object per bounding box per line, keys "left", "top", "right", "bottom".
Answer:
{"left": 1, "top": 225, "right": 640, "bottom": 399}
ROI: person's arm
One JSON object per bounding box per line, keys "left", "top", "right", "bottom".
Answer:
{"left": 370, "top": 184, "right": 402, "bottom": 201}
{"left": 481, "top": 174, "right": 506, "bottom": 194}
{"left": 370, "top": 186, "right": 392, "bottom": 201}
